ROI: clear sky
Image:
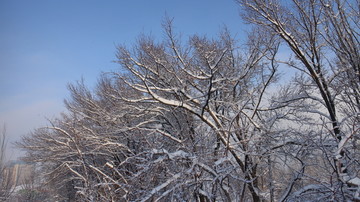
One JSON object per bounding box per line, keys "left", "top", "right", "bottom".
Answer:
{"left": 0, "top": 0, "right": 245, "bottom": 159}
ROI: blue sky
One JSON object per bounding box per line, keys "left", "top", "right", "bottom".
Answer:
{"left": 0, "top": 0, "right": 245, "bottom": 159}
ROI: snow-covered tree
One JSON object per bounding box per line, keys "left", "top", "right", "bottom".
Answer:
{"left": 18, "top": 1, "right": 359, "bottom": 201}
{"left": 113, "top": 20, "right": 286, "bottom": 201}
{"left": 238, "top": 0, "right": 360, "bottom": 200}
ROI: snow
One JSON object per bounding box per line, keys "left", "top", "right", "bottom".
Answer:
{"left": 151, "top": 149, "right": 191, "bottom": 160}
{"left": 214, "top": 156, "right": 230, "bottom": 166}
{"left": 348, "top": 177, "right": 360, "bottom": 186}
{"left": 140, "top": 173, "right": 181, "bottom": 202}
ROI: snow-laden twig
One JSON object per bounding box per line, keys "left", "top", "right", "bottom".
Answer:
{"left": 140, "top": 173, "right": 182, "bottom": 202}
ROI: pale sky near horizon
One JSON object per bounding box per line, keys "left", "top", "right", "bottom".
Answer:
{"left": 0, "top": 0, "right": 246, "bottom": 160}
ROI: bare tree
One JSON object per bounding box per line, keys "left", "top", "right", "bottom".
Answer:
{"left": 0, "top": 124, "right": 15, "bottom": 201}
{"left": 113, "top": 20, "right": 286, "bottom": 201}
{"left": 237, "top": 0, "right": 360, "bottom": 200}
{"left": 17, "top": 2, "right": 359, "bottom": 201}
{"left": 0, "top": 124, "right": 6, "bottom": 175}
{"left": 18, "top": 20, "right": 287, "bottom": 201}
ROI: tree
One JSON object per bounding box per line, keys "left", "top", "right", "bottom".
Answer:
{"left": 0, "top": 124, "right": 15, "bottom": 201}
{"left": 18, "top": 1, "right": 359, "bottom": 201}
{"left": 111, "top": 20, "right": 284, "bottom": 201}
{"left": 19, "top": 20, "right": 287, "bottom": 201}
{"left": 237, "top": 0, "right": 360, "bottom": 200}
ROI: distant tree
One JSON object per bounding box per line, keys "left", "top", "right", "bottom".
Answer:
{"left": 0, "top": 124, "right": 15, "bottom": 201}
{"left": 12, "top": 164, "right": 54, "bottom": 202}
{"left": 0, "top": 124, "right": 6, "bottom": 176}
